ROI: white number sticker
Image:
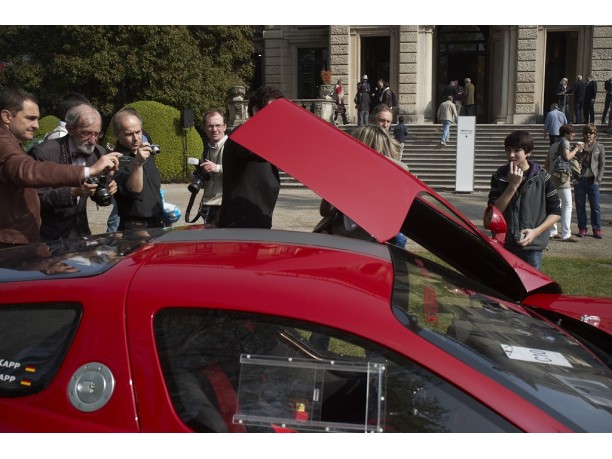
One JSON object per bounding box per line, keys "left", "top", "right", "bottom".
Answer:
{"left": 501, "top": 344, "right": 572, "bottom": 367}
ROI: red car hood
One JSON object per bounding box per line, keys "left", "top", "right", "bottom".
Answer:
{"left": 231, "top": 98, "right": 561, "bottom": 301}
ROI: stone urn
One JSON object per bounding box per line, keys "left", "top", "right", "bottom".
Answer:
{"left": 318, "top": 84, "right": 334, "bottom": 100}
{"left": 229, "top": 86, "right": 246, "bottom": 101}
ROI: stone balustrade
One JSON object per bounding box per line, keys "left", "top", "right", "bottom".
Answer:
{"left": 227, "top": 86, "right": 335, "bottom": 128}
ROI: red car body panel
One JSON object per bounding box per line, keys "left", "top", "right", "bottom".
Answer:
{"left": 523, "top": 293, "right": 612, "bottom": 335}
{"left": 125, "top": 239, "right": 571, "bottom": 433}
{"left": 0, "top": 263, "right": 144, "bottom": 432}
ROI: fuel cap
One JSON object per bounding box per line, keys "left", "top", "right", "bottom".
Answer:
{"left": 68, "top": 362, "right": 115, "bottom": 412}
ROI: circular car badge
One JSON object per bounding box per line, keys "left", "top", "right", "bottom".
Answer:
{"left": 68, "top": 362, "right": 115, "bottom": 412}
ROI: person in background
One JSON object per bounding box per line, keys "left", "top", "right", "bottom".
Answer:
{"left": 356, "top": 86, "right": 371, "bottom": 127}
{"left": 358, "top": 74, "right": 370, "bottom": 94}
{"left": 369, "top": 103, "right": 393, "bottom": 132}
{"left": 463, "top": 77, "right": 475, "bottom": 116}
{"left": 453, "top": 80, "right": 464, "bottom": 116}
{"left": 31, "top": 104, "right": 118, "bottom": 242}
{"left": 575, "top": 123, "right": 605, "bottom": 239}
{"left": 110, "top": 108, "right": 164, "bottom": 230}
{"left": 571, "top": 75, "right": 586, "bottom": 125}
{"left": 197, "top": 109, "right": 227, "bottom": 225}
{"left": 584, "top": 74, "right": 597, "bottom": 124}
{"left": 437, "top": 95, "right": 457, "bottom": 146}
{"left": 0, "top": 89, "right": 120, "bottom": 248}
{"left": 43, "top": 92, "right": 91, "bottom": 141}
{"left": 318, "top": 124, "right": 408, "bottom": 246}
{"left": 543, "top": 103, "right": 567, "bottom": 145}
{"left": 217, "top": 86, "right": 284, "bottom": 229}
{"left": 601, "top": 75, "right": 612, "bottom": 124}
{"left": 556, "top": 77, "right": 571, "bottom": 119}
{"left": 393, "top": 115, "right": 408, "bottom": 158}
{"left": 487, "top": 130, "right": 561, "bottom": 270}
{"left": 545, "top": 124, "right": 583, "bottom": 243}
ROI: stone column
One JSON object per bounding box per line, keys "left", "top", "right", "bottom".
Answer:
{"left": 416, "top": 26, "right": 434, "bottom": 123}
{"left": 513, "top": 26, "right": 538, "bottom": 124}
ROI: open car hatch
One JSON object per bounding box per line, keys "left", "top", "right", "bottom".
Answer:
{"left": 230, "top": 98, "right": 560, "bottom": 300}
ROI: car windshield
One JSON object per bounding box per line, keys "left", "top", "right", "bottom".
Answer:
{"left": 389, "top": 245, "right": 612, "bottom": 432}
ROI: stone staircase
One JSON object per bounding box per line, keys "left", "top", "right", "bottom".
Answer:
{"left": 280, "top": 123, "right": 611, "bottom": 193}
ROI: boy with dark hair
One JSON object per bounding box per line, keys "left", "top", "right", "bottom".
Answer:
{"left": 487, "top": 130, "right": 561, "bottom": 270}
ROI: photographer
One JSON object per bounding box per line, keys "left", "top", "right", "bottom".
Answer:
{"left": 110, "top": 108, "right": 164, "bottom": 230}
{"left": 194, "top": 109, "right": 227, "bottom": 225}
{"left": 31, "top": 104, "right": 119, "bottom": 242}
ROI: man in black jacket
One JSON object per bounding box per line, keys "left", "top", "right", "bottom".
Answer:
{"left": 110, "top": 108, "right": 164, "bottom": 230}
{"left": 217, "top": 86, "right": 284, "bottom": 229}
{"left": 31, "top": 104, "right": 118, "bottom": 241}
{"left": 584, "top": 74, "right": 597, "bottom": 124}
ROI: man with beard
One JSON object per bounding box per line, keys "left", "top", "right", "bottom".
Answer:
{"left": 31, "top": 104, "right": 118, "bottom": 241}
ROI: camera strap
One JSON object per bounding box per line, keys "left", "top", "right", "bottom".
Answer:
{"left": 185, "top": 190, "right": 204, "bottom": 224}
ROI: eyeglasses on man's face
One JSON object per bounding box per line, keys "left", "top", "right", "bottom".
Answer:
{"left": 77, "top": 129, "right": 103, "bottom": 140}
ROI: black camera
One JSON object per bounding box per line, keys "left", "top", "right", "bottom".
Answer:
{"left": 187, "top": 157, "right": 210, "bottom": 194}
{"left": 86, "top": 175, "right": 113, "bottom": 206}
{"left": 150, "top": 144, "right": 161, "bottom": 155}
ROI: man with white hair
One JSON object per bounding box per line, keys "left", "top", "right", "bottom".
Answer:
{"left": 31, "top": 104, "right": 118, "bottom": 241}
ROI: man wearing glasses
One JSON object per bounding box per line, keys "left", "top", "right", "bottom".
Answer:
{"left": 31, "top": 103, "right": 119, "bottom": 241}
{"left": 195, "top": 109, "right": 227, "bottom": 225}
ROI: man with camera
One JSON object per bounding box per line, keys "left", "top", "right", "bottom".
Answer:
{"left": 109, "top": 107, "right": 165, "bottom": 230}
{"left": 0, "top": 90, "right": 121, "bottom": 248}
{"left": 189, "top": 109, "right": 227, "bottom": 225}
{"left": 31, "top": 104, "right": 119, "bottom": 242}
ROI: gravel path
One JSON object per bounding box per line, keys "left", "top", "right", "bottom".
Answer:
{"left": 88, "top": 185, "right": 612, "bottom": 260}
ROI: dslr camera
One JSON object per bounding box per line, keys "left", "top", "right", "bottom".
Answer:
{"left": 150, "top": 144, "right": 161, "bottom": 156}
{"left": 86, "top": 175, "right": 113, "bottom": 206}
{"left": 187, "top": 157, "right": 211, "bottom": 194}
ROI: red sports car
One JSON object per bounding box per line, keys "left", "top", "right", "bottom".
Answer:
{"left": 0, "top": 99, "right": 610, "bottom": 433}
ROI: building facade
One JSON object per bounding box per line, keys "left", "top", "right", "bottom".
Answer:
{"left": 258, "top": 25, "right": 612, "bottom": 124}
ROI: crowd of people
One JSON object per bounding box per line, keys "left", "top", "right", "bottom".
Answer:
{"left": 0, "top": 81, "right": 606, "bottom": 273}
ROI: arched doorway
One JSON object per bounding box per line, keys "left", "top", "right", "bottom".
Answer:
{"left": 437, "top": 26, "right": 489, "bottom": 123}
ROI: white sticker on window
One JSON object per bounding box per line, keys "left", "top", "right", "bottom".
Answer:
{"left": 500, "top": 344, "right": 572, "bottom": 367}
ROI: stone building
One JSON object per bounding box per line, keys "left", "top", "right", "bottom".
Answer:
{"left": 255, "top": 25, "right": 612, "bottom": 124}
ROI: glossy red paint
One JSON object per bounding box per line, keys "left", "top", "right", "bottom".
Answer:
{"left": 523, "top": 293, "right": 612, "bottom": 335}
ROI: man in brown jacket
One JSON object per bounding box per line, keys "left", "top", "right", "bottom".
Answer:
{"left": 0, "top": 90, "right": 121, "bottom": 248}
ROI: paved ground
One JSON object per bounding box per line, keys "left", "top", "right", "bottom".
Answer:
{"left": 88, "top": 184, "right": 612, "bottom": 260}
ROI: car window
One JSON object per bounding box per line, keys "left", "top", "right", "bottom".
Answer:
{"left": 0, "top": 303, "right": 81, "bottom": 397}
{"left": 388, "top": 247, "right": 612, "bottom": 432}
{"left": 154, "top": 309, "right": 518, "bottom": 432}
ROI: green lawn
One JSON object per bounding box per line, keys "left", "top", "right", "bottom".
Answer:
{"left": 542, "top": 257, "right": 612, "bottom": 297}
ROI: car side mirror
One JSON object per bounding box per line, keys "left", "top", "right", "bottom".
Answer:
{"left": 483, "top": 204, "right": 507, "bottom": 244}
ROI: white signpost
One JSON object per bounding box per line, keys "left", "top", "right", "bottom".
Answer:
{"left": 456, "top": 116, "right": 476, "bottom": 193}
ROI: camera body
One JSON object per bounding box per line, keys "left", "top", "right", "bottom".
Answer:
{"left": 187, "top": 157, "right": 211, "bottom": 194}
{"left": 86, "top": 175, "right": 113, "bottom": 206}
{"left": 150, "top": 144, "right": 161, "bottom": 156}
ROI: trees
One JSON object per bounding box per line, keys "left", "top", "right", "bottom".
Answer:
{"left": 0, "top": 26, "right": 255, "bottom": 126}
